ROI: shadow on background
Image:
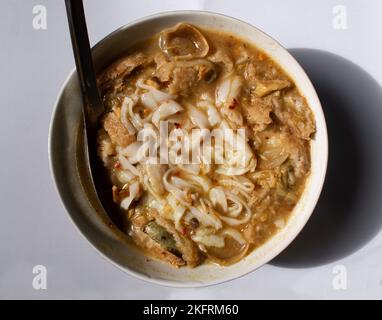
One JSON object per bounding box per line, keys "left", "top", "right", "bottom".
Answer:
{"left": 271, "top": 48, "right": 382, "bottom": 268}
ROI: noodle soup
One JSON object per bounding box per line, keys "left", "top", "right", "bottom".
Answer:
{"left": 96, "top": 23, "right": 315, "bottom": 268}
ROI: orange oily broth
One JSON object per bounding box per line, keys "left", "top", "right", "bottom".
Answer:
{"left": 97, "top": 25, "right": 314, "bottom": 267}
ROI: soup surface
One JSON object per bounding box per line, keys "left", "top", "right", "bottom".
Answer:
{"left": 96, "top": 23, "right": 315, "bottom": 267}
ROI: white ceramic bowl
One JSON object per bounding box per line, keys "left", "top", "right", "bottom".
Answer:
{"left": 49, "top": 11, "right": 328, "bottom": 287}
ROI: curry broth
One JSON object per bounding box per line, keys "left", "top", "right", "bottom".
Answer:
{"left": 95, "top": 23, "right": 315, "bottom": 267}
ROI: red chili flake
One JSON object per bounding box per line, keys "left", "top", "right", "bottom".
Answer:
{"left": 114, "top": 161, "right": 121, "bottom": 169}
{"left": 181, "top": 227, "right": 187, "bottom": 235}
{"left": 174, "top": 122, "right": 181, "bottom": 129}
{"left": 229, "top": 98, "right": 238, "bottom": 109}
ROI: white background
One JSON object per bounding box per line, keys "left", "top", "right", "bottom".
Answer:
{"left": 1, "top": 0, "right": 382, "bottom": 299}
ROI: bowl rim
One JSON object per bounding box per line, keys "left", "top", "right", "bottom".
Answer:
{"left": 49, "top": 9, "right": 328, "bottom": 288}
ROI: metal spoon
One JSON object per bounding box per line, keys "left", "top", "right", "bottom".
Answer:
{"left": 64, "top": 0, "right": 122, "bottom": 227}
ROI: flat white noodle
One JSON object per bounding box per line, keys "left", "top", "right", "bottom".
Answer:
{"left": 216, "top": 77, "right": 231, "bottom": 106}
{"left": 134, "top": 124, "right": 160, "bottom": 164}
{"left": 162, "top": 168, "right": 190, "bottom": 206}
{"left": 171, "top": 176, "right": 201, "bottom": 193}
{"left": 187, "top": 104, "right": 210, "bottom": 129}
{"left": 191, "top": 228, "right": 225, "bottom": 248}
{"left": 209, "top": 187, "right": 228, "bottom": 212}
{"left": 177, "top": 164, "right": 200, "bottom": 175}
{"left": 145, "top": 194, "right": 165, "bottom": 212}
{"left": 120, "top": 141, "right": 142, "bottom": 164}
{"left": 136, "top": 79, "right": 175, "bottom": 108}
{"left": 120, "top": 96, "right": 137, "bottom": 134}
{"left": 173, "top": 205, "right": 186, "bottom": 231}
{"left": 189, "top": 206, "right": 222, "bottom": 229}
{"left": 215, "top": 76, "right": 242, "bottom": 107}
{"left": 182, "top": 173, "right": 211, "bottom": 193}
{"left": 197, "top": 99, "right": 222, "bottom": 127}
{"left": 234, "top": 176, "right": 255, "bottom": 192}
{"left": 188, "top": 129, "right": 211, "bottom": 167}
{"left": 216, "top": 156, "right": 256, "bottom": 176}
{"left": 117, "top": 154, "right": 141, "bottom": 179}
{"left": 218, "top": 191, "right": 252, "bottom": 226}
{"left": 127, "top": 98, "right": 151, "bottom": 130}
{"left": 207, "top": 105, "right": 222, "bottom": 126}
{"left": 213, "top": 120, "right": 256, "bottom": 176}
{"left": 191, "top": 228, "right": 247, "bottom": 248}
{"left": 152, "top": 100, "right": 183, "bottom": 128}
{"left": 143, "top": 175, "right": 165, "bottom": 204}
{"left": 227, "top": 198, "right": 243, "bottom": 217}
{"left": 217, "top": 176, "right": 254, "bottom": 199}
{"left": 140, "top": 92, "right": 157, "bottom": 110}
{"left": 115, "top": 170, "right": 135, "bottom": 184}
{"left": 220, "top": 228, "right": 247, "bottom": 245}
{"left": 120, "top": 181, "right": 140, "bottom": 210}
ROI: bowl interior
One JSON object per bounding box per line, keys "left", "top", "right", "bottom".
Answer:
{"left": 50, "top": 11, "right": 328, "bottom": 287}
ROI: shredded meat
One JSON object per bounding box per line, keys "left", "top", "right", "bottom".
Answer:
{"left": 272, "top": 95, "right": 315, "bottom": 140}
{"left": 153, "top": 53, "right": 175, "bottom": 82}
{"left": 282, "top": 130, "right": 310, "bottom": 179}
{"left": 209, "top": 48, "right": 234, "bottom": 75}
{"left": 97, "top": 52, "right": 147, "bottom": 91}
{"left": 168, "top": 67, "right": 199, "bottom": 96}
{"left": 154, "top": 52, "right": 218, "bottom": 96}
{"left": 244, "top": 62, "right": 257, "bottom": 88}
{"left": 102, "top": 110, "right": 135, "bottom": 148}
{"left": 254, "top": 79, "right": 290, "bottom": 97}
{"left": 244, "top": 62, "right": 290, "bottom": 97}
{"left": 97, "top": 128, "right": 115, "bottom": 164}
{"left": 243, "top": 95, "right": 273, "bottom": 132}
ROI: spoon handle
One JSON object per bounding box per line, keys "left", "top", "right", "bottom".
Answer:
{"left": 65, "top": 0, "right": 104, "bottom": 127}
{"left": 64, "top": 0, "right": 123, "bottom": 228}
